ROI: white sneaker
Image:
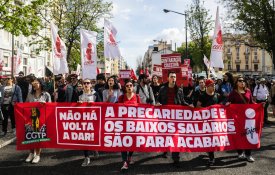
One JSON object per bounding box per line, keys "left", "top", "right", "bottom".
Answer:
{"left": 238, "top": 153, "right": 246, "bottom": 160}
{"left": 32, "top": 155, "right": 40, "bottom": 164}
{"left": 246, "top": 156, "right": 255, "bottom": 162}
{"left": 81, "top": 157, "right": 90, "bottom": 166}
{"left": 25, "top": 153, "right": 34, "bottom": 163}
{"left": 121, "top": 161, "right": 128, "bottom": 170}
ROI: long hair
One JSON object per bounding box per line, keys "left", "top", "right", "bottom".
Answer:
{"left": 233, "top": 76, "right": 247, "bottom": 91}
{"left": 31, "top": 78, "right": 45, "bottom": 94}
{"left": 105, "top": 75, "right": 119, "bottom": 89}
{"left": 223, "top": 72, "right": 234, "bottom": 87}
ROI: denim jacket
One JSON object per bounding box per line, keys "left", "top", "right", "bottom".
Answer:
{"left": 0, "top": 84, "right": 23, "bottom": 105}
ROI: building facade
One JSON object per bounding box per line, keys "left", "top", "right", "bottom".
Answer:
{"left": 223, "top": 33, "right": 273, "bottom": 76}
{"left": 143, "top": 41, "right": 173, "bottom": 73}
{"left": 0, "top": 29, "right": 51, "bottom": 77}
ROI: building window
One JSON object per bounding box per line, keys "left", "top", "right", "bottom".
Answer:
{"left": 245, "top": 65, "right": 249, "bottom": 70}
{"left": 236, "top": 64, "right": 240, "bottom": 72}
{"left": 23, "top": 66, "right": 27, "bottom": 75}
{"left": 3, "top": 55, "right": 9, "bottom": 67}
{"left": 23, "top": 58, "right": 27, "bottom": 65}
{"left": 254, "top": 64, "right": 258, "bottom": 71}
{"left": 236, "top": 47, "right": 240, "bottom": 59}
{"left": 246, "top": 47, "right": 250, "bottom": 53}
{"left": 227, "top": 48, "right": 231, "bottom": 53}
{"left": 228, "top": 65, "right": 231, "bottom": 70}
{"left": 254, "top": 48, "right": 257, "bottom": 60}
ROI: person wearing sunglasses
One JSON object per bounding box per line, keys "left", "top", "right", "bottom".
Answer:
{"left": 118, "top": 79, "right": 140, "bottom": 171}
{"left": 252, "top": 78, "right": 270, "bottom": 125}
{"left": 78, "top": 78, "right": 101, "bottom": 166}
{"left": 0, "top": 76, "right": 23, "bottom": 136}
{"left": 227, "top": 76, "right": 256, "bottom": 163}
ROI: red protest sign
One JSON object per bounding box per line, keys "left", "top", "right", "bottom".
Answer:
{"left": 15, "top": 102, "right": 263, "bottom": 152}
{"left": 152, "top": 64, "right": 162, "bottom": 77}
{"left": 119, "top": 70, "right": 131, "bottom": 79}
{"left": 183, "top": 59, "right": 190, "bottom": 67}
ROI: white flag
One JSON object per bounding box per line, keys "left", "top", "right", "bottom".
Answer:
{"left": 104, "top": 19, "right": 122, "bottom": 59}
{"left": 210, "top": 7, "right": 224, "bottom": 68}
{"left": 15, "top": 48, "right": 23, "bottom": 74}
{"left": 80, "top": 29, "right": 97, "bottom": 79}
{"left": 204, "top": 55, "right": 217, "bottom": 78}
{"left": 50, "top": 22, "right": 69, "bottom": 75}
{"left": 76, "top": 64, "right": 81, "bottom": 76}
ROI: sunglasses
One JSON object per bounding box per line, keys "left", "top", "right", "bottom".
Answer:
{"left": 125, "top": 84, "right": 133, "bottom": 88}
{"left": 83, "top": 82, "right": 91, "bottom": 85}
{"left": 238, "top": 80, "right": 244, "bottom": 82}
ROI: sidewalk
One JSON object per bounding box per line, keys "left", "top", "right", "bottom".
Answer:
{"left": 0, "top": 132, "right": 16, "bottom": 149}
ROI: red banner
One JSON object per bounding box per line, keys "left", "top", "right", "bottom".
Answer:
{"left": 15, "top": 103, "right": 263, "bottom": 152}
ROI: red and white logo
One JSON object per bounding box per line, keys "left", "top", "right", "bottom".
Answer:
{"left": 55, "top": 36, "right": 63, "bottom": 58}
{"left": 84, "top": 43, "right": 94, "bottom": 65}
{"left": 216, "top": 29, "right": 222, "bottom": 44}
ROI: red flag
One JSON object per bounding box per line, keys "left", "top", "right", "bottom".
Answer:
{"left": 139, "top": 69, "right": 144, "bottom": 75}
{"left": 131, "top": 69, "right": 138, "bottom": 80}
{"left": 97, "top": 67, "right": 100, "bottom": 74}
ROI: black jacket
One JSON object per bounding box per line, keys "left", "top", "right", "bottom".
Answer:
{"left": 157, "top": 83, "right": 191, "bottom": 106}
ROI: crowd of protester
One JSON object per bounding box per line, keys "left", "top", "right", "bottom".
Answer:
{"left": 0, "top": 70, "right": 274, "bottom": 170}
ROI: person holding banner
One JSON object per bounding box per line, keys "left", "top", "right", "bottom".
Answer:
{"left": 118, "top": 79, "right": 140, "bottom": 170}
{"left": 95, "top": 73, "right": 106, "bottom": 101}
{"left": 227, "top": 76, "right": 255, "bottom": 162}
{"left": 197, "top": 79, "right": 222, "bottom": 166}
{"left": 78, "top": 78, "right": 102, "bottom": 166}
{"left": 150, "top": 75, "right": 161, "bottom": 101}
{"left": 221, "top": 72, "right": 234, "bottom": 103}
{"left": 193, "top": 77, "right": 206, "bottom": 107}
{"left": 25, "top": 78, "right": 51, "bottom": 164}
{"left": 135, "top": 74, "right": 155, "bottom": 105}
{"left": 156, "top": 71, "right": 194, "bottom": 167}
{"left": 103, "top": 76, "right": 122, "bottom": 103}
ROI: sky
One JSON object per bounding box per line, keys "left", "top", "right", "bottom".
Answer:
{"left": 102, "top": 0, "right": 226, "bottom": 69}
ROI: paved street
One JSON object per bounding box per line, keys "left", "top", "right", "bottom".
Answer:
{"left": 1, "top": 119, "right": 275, "bottom": 175}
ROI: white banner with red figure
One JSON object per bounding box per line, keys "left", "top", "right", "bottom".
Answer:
{"left": 50, "top": 22, "right": 69, "bottom": 75}
{"left": 15, "top": 103, "right": 263, "bottom": 152}
{"left": 80, "top": 29, "right": 97, "bottom": 80}
{"left": 104, "top": 19, "right": 121, "bottom": 59}
{"left": 210, "top": 7, "right": 224, "bottom": 68}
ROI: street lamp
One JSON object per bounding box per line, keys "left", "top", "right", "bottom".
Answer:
{"left": 163, "top": 9, "right": 188, "bottom": 63}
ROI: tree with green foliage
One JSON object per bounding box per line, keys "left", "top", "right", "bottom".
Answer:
{"left": 186, "top": 0, "right": 212, "bottom": 74}
{"left": 221, "top": 0, "right": 275, "bottom": 66}
{"left": 34, "top": 0, "right": 112, "bottom": 70}
{"left": 177, "top": 39, "right": 211, "bottom": 72}
{"left": 0, "top": 0, "right": 47, "bottom": 36}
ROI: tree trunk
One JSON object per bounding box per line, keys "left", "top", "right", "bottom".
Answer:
{"left": 66, "top": 40, "right": 74, "bottom": 68}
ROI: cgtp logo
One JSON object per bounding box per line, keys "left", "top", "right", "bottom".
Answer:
{"left": 22, "top": 108, "right": 50, "bottom": 144}
{"left": 244, "top": 108, "right": 259, "bottom": 144}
